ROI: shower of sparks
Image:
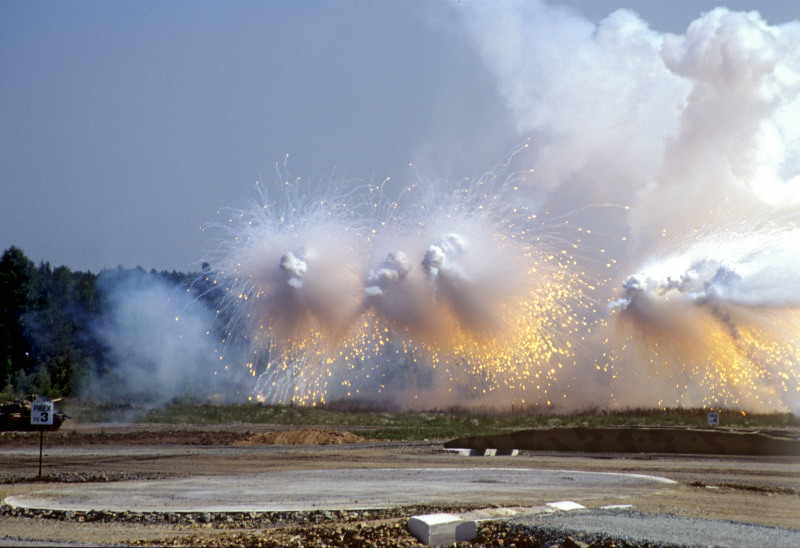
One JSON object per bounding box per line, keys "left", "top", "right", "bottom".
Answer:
{"left": 607, "top": 218, "right": 800, "bottom": 412}
{"left": 208, "top": 151, "right": 604, "bottom": 408}
{"left": 204, "top": 165, "right": 800, "bottom": 413}
{"left": 198, "top": 6, "right": 800, "bottom": 413}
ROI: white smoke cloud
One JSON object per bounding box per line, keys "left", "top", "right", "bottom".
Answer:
{"left": 212, "top": 180, "right": 370, "bottom": 348}
{"left": 421, "top": 233, "right": 468, "bottom": 279}
{"left": 365, "top": 251, "right": 412, "bottom": 296}
{"left": 456, "top": 2, "right": 688, "bottom": 207}
{"left": 610, "top": 225, "right": 800, "bottom": 312}
{"left": 207, "top": 3, "right": 799, "bottom": 413}
{"left": 280, "top": 251, "right": 308, "bottom": 288}
{"left": 454, "top": 1, "right": 800, "bottom": 412}
{"left": 455, "top": 2, "right": 800, "bottom": 252}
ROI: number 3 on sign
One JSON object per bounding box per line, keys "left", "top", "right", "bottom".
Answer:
{"left": 31, "top": 400, "right": 54, "bottom": 426}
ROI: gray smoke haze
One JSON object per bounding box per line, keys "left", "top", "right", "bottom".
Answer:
{"left": 81, "top": 271, "right": 243, "bottom": 405}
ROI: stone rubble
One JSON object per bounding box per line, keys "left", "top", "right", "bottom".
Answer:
{"left": 0, "top": 470, "right": 168, "bottom": 484}
{"left": 0, "top": 504, "right": 685, "bottom": 547}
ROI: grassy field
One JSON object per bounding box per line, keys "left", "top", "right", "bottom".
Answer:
{"left": 63, "top": 400, "right": 800, "bottom": 441}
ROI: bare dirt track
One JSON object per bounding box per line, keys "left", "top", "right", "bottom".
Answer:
{"left": 1, "top": 423, "right": 798, "bottom": 547}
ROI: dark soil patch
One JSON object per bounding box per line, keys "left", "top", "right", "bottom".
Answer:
{"left": 0, "top": 429, "right": 368, "bottom": 447}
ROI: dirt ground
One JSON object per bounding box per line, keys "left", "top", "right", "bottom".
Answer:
{"left": 0, "top": 427, "right": 368, "bottom": 447}
{"left": 1, "top": 424, "right": 798, "bottom": 547}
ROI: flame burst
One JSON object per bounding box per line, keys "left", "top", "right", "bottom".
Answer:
{"left": 608, "top": 219, "right": 800, "bottom": 412}
{"left": 210, "top": 157, "right": 600, "bottom": 408}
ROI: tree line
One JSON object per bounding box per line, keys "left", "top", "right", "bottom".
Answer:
{"left": 0, "top": 246, "right": 224, "bottom": 400}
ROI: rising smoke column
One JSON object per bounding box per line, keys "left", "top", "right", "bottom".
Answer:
{"left": 456, "top": 2, "right": 800, "bottom": 412}
{"left": 211, "top": 155, "right": 602, "bottom": 408}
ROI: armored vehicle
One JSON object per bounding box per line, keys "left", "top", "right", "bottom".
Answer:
{"left": 0, "top": 396, "right": 69, "bottom": 431}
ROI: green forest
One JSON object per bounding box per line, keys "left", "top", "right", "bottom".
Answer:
{"left": 0, "top": 246, "right": 224, "bottom": 400}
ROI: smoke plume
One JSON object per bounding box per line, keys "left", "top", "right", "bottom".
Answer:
{"left": 455, "top": 1, "right": 800, "bottom": 412}
{"left": 82, "top": 269, "right": 241, "bottom": 405}
{"left": 204, "top": 3, "right": 799, "bottom": 413}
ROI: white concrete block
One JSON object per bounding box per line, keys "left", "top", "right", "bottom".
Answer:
{"left": 408, "top": 506, "right": 566, "bottom": 545}
{"left": 546, "top": 501, "right": 586, "bottom": 511}
{"left": 469, "top": 448, "right": 497, "bottom": 456}
{"left": 455, "top": 520, "right": 478, "bottom": 542}
{"left": 408, "top": 506, "right": 555, "bottom": 545}
{"left": 440, "top": 448, "right": 472, "bottom": 456}
{"left": 599, "top": 504, "right": 633, "bottom": 510}
{"left": 407, "top": 513, "right": 464, "bottom": 546}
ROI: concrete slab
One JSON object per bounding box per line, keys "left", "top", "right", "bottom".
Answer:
{"left": 4, "top": 468, "right": 676, "bottom": 513}
{"left": 455, "top": 520, "right": 478, "bottom": 543}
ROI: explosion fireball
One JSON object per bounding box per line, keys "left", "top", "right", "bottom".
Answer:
{"left": 208, "top": 4, "right": 800, "bottom": 413}
{"left": 607, "top": 218, "right": 800, "bottom": 412}
{"left": 211, "top": 154, "right": 602, "bottom": 408}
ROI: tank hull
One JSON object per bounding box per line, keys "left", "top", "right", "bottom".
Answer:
{"left": 0, "top": 399, "right": 69, "bottom": 432}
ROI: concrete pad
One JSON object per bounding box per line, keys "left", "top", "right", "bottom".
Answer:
{"left": 4, "top": 468, "right": 675, "bottom": 513}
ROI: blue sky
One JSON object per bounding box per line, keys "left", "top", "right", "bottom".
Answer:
{"left": 2, "top": 0, "right": 798, "bottom": 273}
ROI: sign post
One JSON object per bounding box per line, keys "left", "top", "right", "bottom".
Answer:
{"left": 31, "top": 398, "right": 53, "bottom": 480}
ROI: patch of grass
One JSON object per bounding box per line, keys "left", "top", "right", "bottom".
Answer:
{"left": 60, "top": 399, "right": 151, "bottom": 424}
{"left": 133, "top": 403, "right": 800, "bottom": 441}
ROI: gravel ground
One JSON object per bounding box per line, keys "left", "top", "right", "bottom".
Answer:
{"left": 1, "top": 427, "right": 798, "bottom": 547}
{"left": 3, "top": 497, "right": 798, "bottom": 547}
{"left": 509, "top": 509, "right": 800, "bottom": 548}
{"left": 0, "top": 504, "right": 751, "bottom": 548}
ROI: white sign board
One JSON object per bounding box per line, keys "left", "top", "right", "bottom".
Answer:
{"left": 31, "top": 400, "right": 54, "bottom": 426}
{"left": 707, "top": 412, "right": 719, "bottom": 426}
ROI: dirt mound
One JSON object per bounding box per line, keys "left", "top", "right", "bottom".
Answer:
{"left": 0, "top": 428, "right": 368, "bottom": 446}
{"left": 233, "top": 429, "right": 367, "bottom": 446}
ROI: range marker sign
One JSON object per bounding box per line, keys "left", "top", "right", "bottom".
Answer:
{"left": 31, "top": 399, "right": 54, "bottom": 426}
